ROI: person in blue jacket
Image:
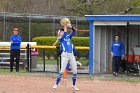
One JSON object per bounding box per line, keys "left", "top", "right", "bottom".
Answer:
{"left": 10, "top": 26, "right": 22, "bottom": 72}
{"left": 111, "top": 35, "right": 125, "bottom": 76}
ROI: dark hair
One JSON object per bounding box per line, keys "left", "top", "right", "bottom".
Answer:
{"left": 13, "top": 26, "right": 19, "bottom": 29}
{"left": 60, "top": 28, "right": 64, "bottom": 31}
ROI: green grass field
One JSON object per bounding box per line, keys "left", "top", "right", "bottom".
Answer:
{"left": 37, "top": 59, "right": 88, "bottom": 66}
{"left": 0, "top": 68, "right": 27, "bottom": 75}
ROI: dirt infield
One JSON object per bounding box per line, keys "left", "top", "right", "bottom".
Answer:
{"left": 0, "top": 74, "right": 140, "bottom": 93}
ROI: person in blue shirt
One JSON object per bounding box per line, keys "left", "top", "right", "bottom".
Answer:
{"left": 53, "top": 23, "right": 79, "bottom": 91}
{"left": 111, "top": 35, "right": 125, "bottom": 76}
{"left": 10, "top": 27, "right": 22, "bottom": 72}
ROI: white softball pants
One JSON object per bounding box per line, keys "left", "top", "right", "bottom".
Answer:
{"left": 60, "top": 52, "right": 77, "bottom": 74}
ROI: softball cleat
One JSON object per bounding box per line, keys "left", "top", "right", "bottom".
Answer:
{"left": 53, "top": 84, "right": 58, "bottom": 89}
{"left": 72, "top": 85, "right": 79, "bottom": 91}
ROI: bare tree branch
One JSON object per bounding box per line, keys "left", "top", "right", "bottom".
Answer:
{"left": 66, "top": 8, "right": 85, "bottom": 15}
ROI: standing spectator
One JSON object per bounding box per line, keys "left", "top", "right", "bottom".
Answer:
{"left": 111, "top": 35, "right": 125, "bottom": 76}
{"left": 10, "top": 26, "right": 22, "bottom": 72}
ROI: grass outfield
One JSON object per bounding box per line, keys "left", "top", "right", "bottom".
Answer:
{"left": 0, "top": 59, "right": 140, "bottom": 83}
{"left": 37, "top": 59, "right": 88, "bottom": 65}
{"left": 0, "top": 68, "right": 27, "bottom": 75}
{"left": 0, "top": 59, "right": 88, "bottom": 74}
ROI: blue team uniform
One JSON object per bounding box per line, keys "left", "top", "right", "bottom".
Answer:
{"left": 111, "top": 41, "right": 125, "bottom": 74}
{"left": 60, "top": 45, "right": 77, "bottom": 56}
{"left": 10, "top": 35, "right": 22, "bottom": 49}
{"left": 58, "top": 31, "right": 75, "bottom": 52}
{"left": 56, "top": 29, "right": 77, "bottom": 86}
{"left": 10, "top": 34, "right": 22, "bottom": 72}
{"left": 59, "top": 40, "right": 77, "bottom": 71}
{"left": 65, "top": 47, "right": 77, "bottom": 71}
{"left": 111, "top": 41, "right": 125, "bottom": 56}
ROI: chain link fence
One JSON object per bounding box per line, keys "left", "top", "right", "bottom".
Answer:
{"left": 0, "top": 12, "right": 89, "bottom": 42}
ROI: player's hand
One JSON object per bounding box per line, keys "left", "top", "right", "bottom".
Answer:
{"left": 67, "top": 24, "right": 72, "bottom": 28}
{"left": 121, "top": 55, "right": 125, "bottom": 60}
{"left": 111, "top": 52, "right": 113, "bottom": 57}
{"left": 79, "top": 63, "right": 82, "bottom": 67}
{"left": 77, "top": 61, "right": 82, "bottom": 67}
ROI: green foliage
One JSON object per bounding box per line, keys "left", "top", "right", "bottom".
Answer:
{"left": 72, "top": 37, "right": 89, "bottom": 46}
{"left": 32, "top": 36, "right": 58, "bottom": 45}
{"left": 32, "top": 36, "right": 89, "bottom": 46}
{"left": 32, "top": 36, "right": 58, "bottom": 59}
{"left": 66, "top": 0, "right": 140, "bottom": 15}
{"left": 32, "top": 36, "right": 89, "bottom": 59}
{"left": 1, "top": 0, "right": 140, "bottom": 16}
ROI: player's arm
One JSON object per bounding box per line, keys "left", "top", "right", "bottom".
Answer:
{"left": 76, "top": 61, "right": 82, "bottom": 67}
{"left": 59, "top": 24, "right": 68, "bottom": 41}
{"left": 18, "top": 36, "right": 22, "bottom": 44}
{"left": 10, "top": 36, "right": 20, "bottom": 46}
{"left": 10, "top": 36, "right": 13, "bottom": 44}
{"left": 53, "top": 38, "right": 59, "bottom": 46}
{"left": 69, "top": 26, "right": 76, "bottom": 39}
{"left": 111, "top": 42, "right": 114, "bottom": 57}
{"left": 13, "top": 36, "right": 22, "bottom": 46}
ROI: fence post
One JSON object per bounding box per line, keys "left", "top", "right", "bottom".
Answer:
{"left": 26, "top": 44, "right": 30, "bottom": 72}
{"left": 126, "top": 22, "right": 129, "bottom": 75}
{"left": 29, "top": 47, "right": 32, "bottom": 72}
{"left": 43, "top": 49, "right": 46, "bottom": 72}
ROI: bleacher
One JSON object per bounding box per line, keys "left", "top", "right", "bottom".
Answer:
{"left": 0, "top": 42, "right": 37, "bottom": 69}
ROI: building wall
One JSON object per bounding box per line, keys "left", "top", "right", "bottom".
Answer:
{"left": 94, "top": 26, "right": 127, "bottom": 73}
{"left": 94, "top": 26, "right": 112, "bottom": 73}
{"left": 129, "top": 25, "right": 140, "bottom": 48}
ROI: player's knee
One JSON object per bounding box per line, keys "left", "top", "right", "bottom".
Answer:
{"left": 73, "top": 71, "right": 77, "bottom": 74}
{"left": 72, "top": 74, "right": 77, "bottom": 79}
{"left": 57, "top": 73, "right": 62, "bottom": 79}
{"left": 72, "top": 69, "right": 77, "bottom": 74}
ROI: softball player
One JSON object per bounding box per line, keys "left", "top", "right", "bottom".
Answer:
{"left": 53, "top": 38, "right": 82, "bottom": 79}
{"left": 53, "top": 24, "right": 79, "bottom": 91}
{"left": 63, "top": 47, "right": 82, "bottom": 79}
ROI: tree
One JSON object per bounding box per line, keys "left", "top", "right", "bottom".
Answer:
{"left": 1, "top": 0, "right": 140, "bottom": 16}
